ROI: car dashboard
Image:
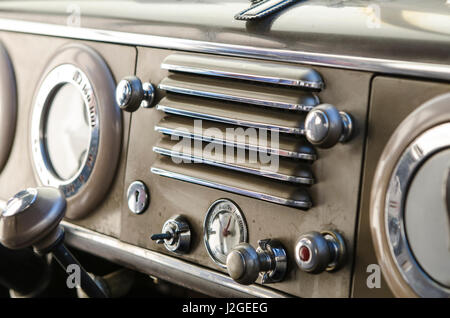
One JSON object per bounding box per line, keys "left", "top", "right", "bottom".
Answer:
{"left": 0, "top": 0, "right": 449, "bottom": 299}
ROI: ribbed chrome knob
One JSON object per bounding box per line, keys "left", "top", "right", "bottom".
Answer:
{"left": 294, "top": 231, "right": 346, "bottom": 274}
{"left": 304, "top": 104, "right": 353, "bottom": 148}
{"left": 115, "top": 76, "right": 155, "bottom": 112}
{"left": 226, "top": 239, "right": 287, "bottom": 285}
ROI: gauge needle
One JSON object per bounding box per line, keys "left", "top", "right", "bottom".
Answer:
{"left": 222, "top": 216, "right": 232, "bottom": 237}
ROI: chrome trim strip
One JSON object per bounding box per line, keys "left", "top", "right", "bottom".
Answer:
{"left": 158, "top": 83, "right": 316, "bottom": 112}
{"left": 0, "top": 19, "right": 448, "bottom": 81}
{"left": 154, "top": 125, "right": 317, "bottom": 161}
{"left": 61, "top": 221, "right": 288, "bottom": 298}
{"left": 156, "top": 104, "right": 305, "bottom": 135}
{"left": 153, "top": 146, "right": 314, "bottom": 185}
{"left": 161, "top": 63, "right": 324, "bottom": 90}
{"left": 150, "top": 166, "right": 312, "bottom": 209}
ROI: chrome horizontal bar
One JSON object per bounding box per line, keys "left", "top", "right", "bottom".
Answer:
{"left": 158, "top": 82, "right": 317, "bottom": 112}
{"left": 156, "top": 104, "right": 305, "bottom": 135}
{"left": 162, "top": 63, "right": 324, "bottom": 89}
{"left": 153, "top": 146, "right": 314, "bottom": 185}
{"left": 154, "top": 125, "right": 317, "bottom": 161}
{"left": 0, "top": 19, "right": 449, "bottom": 81}
{"left": 61, "top": 221, "right": 289, "bottom": 298}
{"left": 161, "top": 53, "right": 324, "bottom": 89}
{"left": 150, "top": 166, "right": 312, "bottom": 209}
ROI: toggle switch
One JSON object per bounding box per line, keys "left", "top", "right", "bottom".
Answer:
{"left": 150, "top": 215, "right": 191, "bottom": 255}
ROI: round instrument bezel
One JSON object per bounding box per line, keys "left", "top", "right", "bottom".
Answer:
{"left": 30, "top": 44, "right": 122, "bottom": 219}
{"left": 384, "top": 124, "right": 450, "bottom": 297}
{"left": 0, "top": 43, "right": 17, "bottom": 174}
{"left": 370, "top": 92, "right": 450, "bottom": 297}
{"left": 31, "top": 64, "right": 99, "bottom": 196}
{"left": 203, "top": 199, "right": 248, "bottom": 268}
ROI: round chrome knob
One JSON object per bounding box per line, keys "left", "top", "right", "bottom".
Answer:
{"left": 226, "top": 239, "right": 287, "bottom": 285}
{"left": 226, "top": 243, "right": 262, "bottom": 285}
{"left": 295, "top": 230, "right": 346, "bottom": 274}
{"left": 115, "top": 76, "right": 155, "bottom": 112}
{"left": 0, "top": 187, "right": 66, "bottom": 253}
{"left": 304, "top": 104, "right": 353, "bottom": 148}
{"left": 0, "top": 187, "right": 108, "bottom": 298}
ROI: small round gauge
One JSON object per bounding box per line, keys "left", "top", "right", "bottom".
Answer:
{"left": 204, "top": 199, "right": 248, "bottom": 268}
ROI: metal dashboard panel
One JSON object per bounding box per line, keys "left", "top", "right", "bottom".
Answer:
{"left": 121, "top": 47, "right": 372, "bottom": 297}
{"left": 0, "top": 32, "right": 136, "bottom": 238}
{"left": 352, "top": 77, "right": 450, "bottom": 298}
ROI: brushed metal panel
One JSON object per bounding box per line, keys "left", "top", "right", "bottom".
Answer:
{"left": 122, "top": 47, "right": 372, "bottom": 297}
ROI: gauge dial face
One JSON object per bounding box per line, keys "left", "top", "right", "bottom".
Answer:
{"left": 204, "top": 199, "right": 248, "bottom": 268}
{"left": 45, "top": 83, "right": 91, "bottom": 180}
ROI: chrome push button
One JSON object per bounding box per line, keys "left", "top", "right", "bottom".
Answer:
{"left": 295, "top": 230, "right": 346, "bottom": 274}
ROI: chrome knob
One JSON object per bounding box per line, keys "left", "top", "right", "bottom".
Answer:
{"left": 0, "top": 187, "right": 66, "bottom": 252}
{"left": 304, "top": 104, "right": 353, "bottom": 148}
{"left": 0, "top": 187, "right": 107, "bottom": 297}
{"left": 115, "top": 76, "right": 155, "bottom": 112}
{"left": 226, "top": 239, "right": 287, "bottom": 285}
{"left": 150, "top": 215, "right": 191, "bottom": 254}
{"left": 294, "top": 230, "right": 346, "bottom": 274}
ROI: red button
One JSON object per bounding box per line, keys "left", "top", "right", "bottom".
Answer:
{"left": 299, "top": 246, "right": 311, "bottom": 262}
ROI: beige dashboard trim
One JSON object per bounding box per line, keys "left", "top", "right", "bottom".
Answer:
{"left": 0, "top": 19, "right": 449, "bottom": 81}
{"left": 61, "top": 221, "right": 289, "bottom": 298}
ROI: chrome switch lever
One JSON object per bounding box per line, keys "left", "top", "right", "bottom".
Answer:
{"left": 304, "top": 104, "right": 353, "bottom": 148}
{"left": 226, "top": 239, "right": 287, "bottom": 285}
{"left": 150, "top": 215, "right": 191, "bottom": 255}
{"left": 116, "top": 76, "right": 155, "bottom": 112}
{"left": 294, "top": 231, "right": 347, "bottom": 274}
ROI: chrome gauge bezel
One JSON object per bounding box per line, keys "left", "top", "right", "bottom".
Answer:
{"left": 203, "top": 199, "right": 248, "bottom": 268}
{"left": 31, "top": 64, "right": 99, "bottom": 197}
{"left": 385, "top": 123, "right": 450, "bottom": 297}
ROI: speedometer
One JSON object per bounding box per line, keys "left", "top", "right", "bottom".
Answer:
{"left": 203, "top": 199, "right": 248, "bottom": 268}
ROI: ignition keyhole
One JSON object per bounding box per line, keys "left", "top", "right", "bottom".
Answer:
{"left": 135, "top": 190, "right": 140, "bottom": 203}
